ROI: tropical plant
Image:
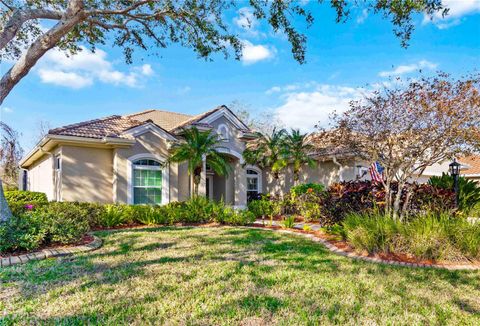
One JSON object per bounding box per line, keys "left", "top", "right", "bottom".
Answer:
{"left": 428, "top": 173, "right": 480, "bottom": 214}
{"left": 337, "top": 210, "right": 480, "bottom": 261}
{"left": 282, "top": 129, "right": 316, "bottom": 185}
{"left": 243, "top": 128, "right": 287, "bottom": 179}
{"left": 281, "top": 215, "right": 296, "bottom": 229}
{"left": 168, "top": 127, "right": 231, "bottom": 196}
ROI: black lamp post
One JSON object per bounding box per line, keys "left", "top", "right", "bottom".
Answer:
{"left": 449, "top": 159, "right": 461, "bottom": 209}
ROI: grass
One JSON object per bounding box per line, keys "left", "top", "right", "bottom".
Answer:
{"left": 1, "top": 226, "right": 479, "bottom": 325}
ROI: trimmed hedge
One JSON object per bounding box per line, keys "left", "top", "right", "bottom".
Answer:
{"left": 0, "top": 197, "right": 256, "bottom": 254}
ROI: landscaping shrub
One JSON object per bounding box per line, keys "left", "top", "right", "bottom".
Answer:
{"left": 429, "top": 173, "right": 480, "bottom": 214}
{"left": 247, "top": 196, "right": 281, "bottom": 219}
{"left": 290, "top": 183, "right": 325, "bottom": 198}
{"left": 5, "top": 190, "right": 48, "bottom": 216}
{"left": 5, "top": 190, "right": 48, "bottom": 204}
{"left": 0, "top": 214, "right": 45, "bottom": 253}
{"left": 214, "top": 207, "right": 256, "bottom": 225}
{"left": 322, "top": 181, "right": 455, "bottom": 223}
{"left": 334, "top": 210, "right": 480, "bottom": 262}
{"left": 99, "top": 204, "right": 131, "bottom": 227}
{"left": 40, "top": 211, "right": 89, "bottom": 244}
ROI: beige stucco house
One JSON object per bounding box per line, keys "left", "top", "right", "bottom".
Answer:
{"left": 21, "top": 105, "right": 468, "bottom": 206}
{"left": 20, "top": 105, "right": 367, "bottom": 206}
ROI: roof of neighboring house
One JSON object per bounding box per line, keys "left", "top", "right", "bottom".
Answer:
{"left": 459, "top": 155, "right": 480, "bottom": 175}
{"left": 48, "top": 115, "right": 145, "bottom": 139}
{"left": 126, "top": 109, "right": 194, "bottom": 131}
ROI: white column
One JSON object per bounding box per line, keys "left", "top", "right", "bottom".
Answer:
{"left": 234, "top": 160, "right": 247, "bottom": 208}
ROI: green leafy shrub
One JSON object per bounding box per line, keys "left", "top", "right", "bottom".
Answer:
{"left": 429, "top": 173, "right": 480, "bottom": 214}
{"left": 281, "top": 215, "right": 296, "bottom": 229}
{"left": 5, "top": 190, "right": 49, "bottom": 215}
{"left": 214, "top": 207, "right": 255, "bottom": 225}
{"left": 290, "top": 183, "right": 325, "bottom": 198}
{"left": 37, "top": 202, "right": 105, "bottom": 229}
{"left": 334, "top": 210, "right": 480, "bottom": 261}
{"left": 99, "top": 204, "right": 130, "bottom": 227}
{"left": 0, "top": 214, "right": 45, "bottom": 253}
{"left": 5, "top": 190, "right": 48, "bottom": 204}
{"left": 247, "top": 196, "right": 280, "bottom": 219}
{"left": 40, "top": 211, "right": 89, "bottom": 244}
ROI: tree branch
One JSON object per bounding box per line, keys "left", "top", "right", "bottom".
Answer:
{"left": 0, "top": 0, "right": 85, "bottom": 105}
{"left": 0, "top": 8, "right": 64, "bottom": 51}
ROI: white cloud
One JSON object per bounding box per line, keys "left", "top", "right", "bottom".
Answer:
{"left": 140, "top": 64, "right": 154, "bottom": 76}
{"left": 241, "top": 40, "right": 275, "bottom": 65}
{"left": 378, "top": 60, "right": 438, "bottom": 77}
{"left": 38, "top": 70, "right": 93, "bottom": 88}
{"left": 36, "top": 47, "right": 154, "bottom": 89}
{"left": 356, "top": 9, "right": 369, "bottom": 24}
{"left": 423, "top": 0, "right": 480, "bottom": 29}
{"left": 271, "top": 83, "right": 366, "bottom": 132}
{"left": 265, "top": 86, "right": 282, "bottom": 95}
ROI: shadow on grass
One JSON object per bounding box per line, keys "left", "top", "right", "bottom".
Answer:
{"left": 1, "top": 225, "right": 479, "bottom": 323}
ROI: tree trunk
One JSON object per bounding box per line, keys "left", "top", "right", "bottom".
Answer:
{"left": 192, "top": 168, "right": 202, "bottom": 197}
{"left": 392, "top": 181, "right": 405, "bottom": 220}
{"left": 0, "top": 180, "right": 13, "bottom": 222}
{"left": 0, "top": 0, "right": 85, "bottom": 105}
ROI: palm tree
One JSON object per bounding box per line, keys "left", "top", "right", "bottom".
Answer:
{"left": 243, "top": 128, "right": 287, "bottom": 179}
{"left": 168, "top": 127, "right": 231, "bottom": 196}
{"left": 282, "top": 129, "right": 316, "bottom": 185}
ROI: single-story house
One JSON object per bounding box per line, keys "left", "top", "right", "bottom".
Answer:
{"left": 19, "top": 105, "right": 467, "bottom": 206}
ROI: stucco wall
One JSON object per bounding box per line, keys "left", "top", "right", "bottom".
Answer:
{"left": 209, "top": 116, "right": 246, "bottom": 158}
{"left": 114, "top": 131, "right": 173, "bottom": 204}
{"left": 263, "top": 158, "right": 357, "bottom": 196}
{"left": 61, "top": 146, "right": 114, "bottom": 203}
{"left": 27, "top": 154, "right": 55, "bottom": 201}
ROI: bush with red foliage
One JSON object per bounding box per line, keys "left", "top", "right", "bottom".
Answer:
{"left": 322, "top": 181, "right": 455, "bottom": 223}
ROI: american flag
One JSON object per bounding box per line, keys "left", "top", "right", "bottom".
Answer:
{"left": 369, "top": 161, "right": 384, "bottom": 184}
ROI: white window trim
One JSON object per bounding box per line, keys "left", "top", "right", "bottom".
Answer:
{"left": 127, "top": 153, "right": 170, "bottom": 205}
{"left": 246, "top": 165, "right": 262, "bottom": 193}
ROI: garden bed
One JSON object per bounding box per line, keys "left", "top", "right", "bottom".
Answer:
{"left": 252, "top": 222, "right": 480, "bottom": 269}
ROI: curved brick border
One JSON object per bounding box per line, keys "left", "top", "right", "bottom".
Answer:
{"left": 0, "top": 235, "right": 102, "bottom": 268}
{"left": 246, "top": 225, "right": 480, "bottom": 271}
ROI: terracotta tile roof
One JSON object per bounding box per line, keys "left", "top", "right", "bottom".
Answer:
{"left": 49, "top": 115, "right": 144, "bottom": 139}
{"left": 126, "top": 109, "right": 194, "bottom": 131}
{"left": 459, "top": 155, "right": 480, "bottom": 175}
{"left": 169, "top": 107, "right": 221, "bottom": 132}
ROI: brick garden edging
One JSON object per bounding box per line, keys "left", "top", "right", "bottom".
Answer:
{"left": 0, "top": 235, "right": 102, "bottom": 268}
{"left": 249, "top": 221, "right": 480, "bottom": 271}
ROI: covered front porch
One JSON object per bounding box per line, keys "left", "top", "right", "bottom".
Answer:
{"left": 199, "top": 150, "right": 262, "bottom": 208}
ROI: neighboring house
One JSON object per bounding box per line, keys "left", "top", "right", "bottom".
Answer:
{"left": 459, "top": 156, "right": 480, "bottom": 182}
{"left": 19, "top": 105, "right": 361, "bottom": 205}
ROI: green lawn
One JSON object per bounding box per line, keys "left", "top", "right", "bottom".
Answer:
{"left": 1, "top": 227, "right": 479, "bottom": 325}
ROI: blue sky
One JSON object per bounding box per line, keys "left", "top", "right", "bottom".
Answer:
{"left": 1, "top": 0, "right": 479, "bottom": 150}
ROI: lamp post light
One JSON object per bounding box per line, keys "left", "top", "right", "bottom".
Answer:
{"left": 449, "top": 159, "right": 461, "bottom": 209}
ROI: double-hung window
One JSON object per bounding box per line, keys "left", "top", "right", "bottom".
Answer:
{"left": 246, "top": 169, "right": 259, "bottom": 201}
{"left": 133, "top": 159, "right": 163, "bottom": 204}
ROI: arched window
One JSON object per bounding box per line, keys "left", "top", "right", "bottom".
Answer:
{"left": 217, "top": 124, "right": 229, "bottom": 142}
{"left": 133, "top": 159, "right": 164, "bottom": 204}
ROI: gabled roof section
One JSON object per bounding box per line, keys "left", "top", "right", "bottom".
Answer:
{"left": 171, "top": 105, "right": 251, "bottom": 133}
{"left": 48, "top": 115, "right": 145, "bottom": 139}
{"left": 126, "top": 109, "right": 193, "bottom": 131}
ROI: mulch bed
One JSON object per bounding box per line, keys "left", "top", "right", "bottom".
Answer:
{"left": 0, "top": 234, "right": 95, "bottom": 258}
